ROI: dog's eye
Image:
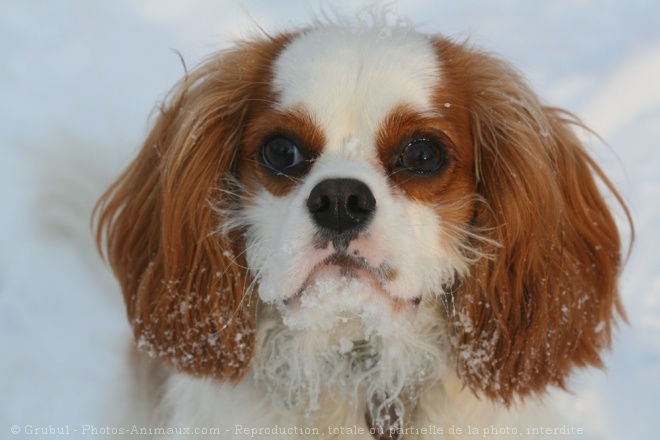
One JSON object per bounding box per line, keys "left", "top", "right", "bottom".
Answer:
{"left": 260, "top": 136, "right": 304, "bottom": 172}
{"left": 398, "top": 139, "right": 448, "bottom": 174}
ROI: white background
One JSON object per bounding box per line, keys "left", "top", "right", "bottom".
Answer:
{"left": 1, "top": 1, "right": 659, "bottom": 438}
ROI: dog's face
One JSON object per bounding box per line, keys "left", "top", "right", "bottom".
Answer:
{"left": 95, "top": 22, "right": 627, "bottom": 410}
{"left": 238, "top": 28, "right": 474, "bottom": 333}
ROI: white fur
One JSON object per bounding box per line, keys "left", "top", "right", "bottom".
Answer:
{"left": 272, "top": 25, "right": 441, "bottom": 144}
{"left": 243, "top": 158, "right": 466, "bottom": 308}
{"left": 146, "top": 367, "right": 552, "bottom": 440}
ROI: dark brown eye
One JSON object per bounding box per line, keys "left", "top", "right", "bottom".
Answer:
{"left": 260, "top": 135, "right": 304, "bottom": 172}
{"left": 398, "top": 138, "right": 448, "bottom": 174}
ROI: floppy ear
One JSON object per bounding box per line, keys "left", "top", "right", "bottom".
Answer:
{"left": 94, "top": 35, "right": 291, "bottom": 381}
{"left": 442, "top": 41, "right": 631, "bottom": 403}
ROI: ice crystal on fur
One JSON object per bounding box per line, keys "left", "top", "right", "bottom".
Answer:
{"left": 254, "top": 298, "right": 448, "bottom": 422}
{"left": 280, "top": 275, "right": 409, "bottom": 333}
{"left": 132, "top": 287, "right": 253, "bottom": 376}
{"left": 452, "top": 311, "right": 500, "bottom": 394}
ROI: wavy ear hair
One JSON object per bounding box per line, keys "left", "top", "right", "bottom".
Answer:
{"left": 94, "top": 34, "right": 291, "bottom": 380}
{"left": 435, "top": 40, "right": 632, "bottom": 403}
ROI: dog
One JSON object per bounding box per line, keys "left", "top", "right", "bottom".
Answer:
{"left": 94, "top": 18, "right": 630, "bottom": 440}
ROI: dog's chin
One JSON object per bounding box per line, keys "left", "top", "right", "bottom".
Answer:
{"left": 276, "top": 266, "right": 421, "bottom": 334}
{"left": 254, "top": 280, "right": 448, "bottom": 421}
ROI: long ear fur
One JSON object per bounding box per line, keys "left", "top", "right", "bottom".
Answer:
{"left": 94, "top": 34, "right": 291, "bottom": 381}
{"left": 438, "top": 40, "right": 632, "bottom": 403}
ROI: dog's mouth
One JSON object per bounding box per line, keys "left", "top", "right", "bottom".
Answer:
{"left": 279, "top": 253, "right": 421, "bottom": 329}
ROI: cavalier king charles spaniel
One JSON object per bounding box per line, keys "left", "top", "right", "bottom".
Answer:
{"left": 95, "top": 19, "right": 629, "bottom": 440}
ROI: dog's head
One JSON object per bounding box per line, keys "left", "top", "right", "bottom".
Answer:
{"left": 95, "top": 23, "right": 628, "bottom": 407}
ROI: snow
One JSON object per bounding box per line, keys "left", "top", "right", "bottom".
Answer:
{"left": 1, "top": 0, "right": 659, "bottom": 438}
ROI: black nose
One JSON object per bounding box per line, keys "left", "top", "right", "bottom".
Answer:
{"left": 306, "top": 178, "right": 376, "bottom": 234}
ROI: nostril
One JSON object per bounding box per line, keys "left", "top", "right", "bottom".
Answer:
{"left": 307, "top": 178, "right": 376, "bottom": 234}
{"left": 347, "top": 193, "right": 376, "bottom": 215}
{"left": 308, "top": 194, "right": 330, "bottom": 214}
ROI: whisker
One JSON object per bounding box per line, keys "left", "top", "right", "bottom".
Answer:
{"left": 256, "top": 161, "right": 306, "bottom": 184}
{"left": 221, "top": 257, "right": 267, "bottom": 331}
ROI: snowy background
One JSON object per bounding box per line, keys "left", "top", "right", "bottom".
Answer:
{"left": 1, "top": 0, "right": 658, "bottom": 438}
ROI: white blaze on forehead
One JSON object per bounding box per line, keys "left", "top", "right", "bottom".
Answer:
{"left": 272, "top": 26, "right": 441, "bottom": 157}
